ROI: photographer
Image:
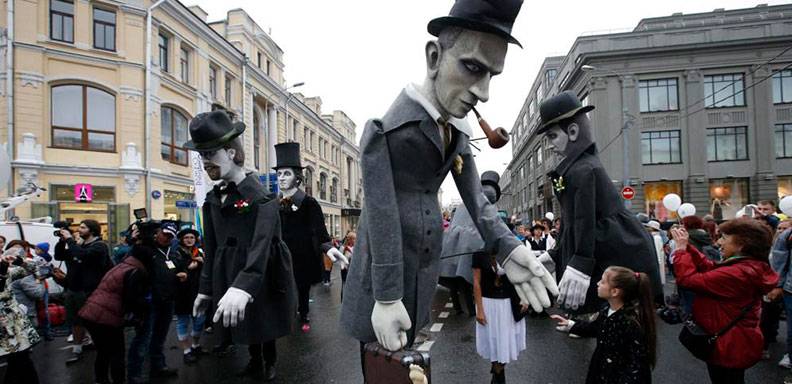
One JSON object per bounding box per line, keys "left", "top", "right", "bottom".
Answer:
{"left": 0, "top": 248, "right": 41, "bottom": 384}
{"left": 54, "top": 219, "right": 112, "bottom": 364}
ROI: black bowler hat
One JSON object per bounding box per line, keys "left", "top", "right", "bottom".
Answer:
{"left": 428, "top": 0, "right": 524, "bottom": 48}
{"left": 536, "top": 90, "right": 595, "bottom": 135}
{"left": 273, "top": 142, "right": 303, "bottom": 170}
{"left": 184, "top": 110, "right": 246, "bottom": 151}
{"left": 480, "top": 170, "right": 501, "bottom": 200}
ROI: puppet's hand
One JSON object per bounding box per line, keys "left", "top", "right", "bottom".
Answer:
{"left": 326, "top": 247, "right": 349, "bottom": 269}
{"left": 193, "top": 294, "right": 211, "bottom": 318}
{"left": 213, "top": 287, "right": 253, "bottom": 327}
{"left": 504, "top": 246, "right": 558, "bottom": 312}
{"left": 537, "top": 251, "right": 555, "bottom": 273}
{"left": 557, "top": 266, "right": 591, "bottom": 310}
{"left": 371, "top": 299, "right": 412, "bottom": 352}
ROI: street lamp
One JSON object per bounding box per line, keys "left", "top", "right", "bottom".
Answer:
{"left": 283, "top": 82, "right": 305, "bottom": 142}
{"left": 581, "top": 65, "right": 636, "bottom": 210}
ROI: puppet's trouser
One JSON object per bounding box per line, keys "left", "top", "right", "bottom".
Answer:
{"left": 248, "top": 340, "right": 276, "bottom": 367}
{"left": 298, "top": 283, "right": 311, "bottom": 322}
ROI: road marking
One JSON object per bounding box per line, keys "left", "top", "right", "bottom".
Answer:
{"left": 429, "top": 323, "right": 443, "bottom": 332}
{"left": 444, "top": 303, "right": 453, "bottom": 308}
{"left": 438, "top": 311, "right": 449, "bottom": 319}
{"left": 417, "top": 341, "right": 435, "bottom": 351}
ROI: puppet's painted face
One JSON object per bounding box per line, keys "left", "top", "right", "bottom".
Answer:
{"left": 433, "top": 31, "right": 507, "bottom": 119}
{"left": 482, "top": 184, "right": 498, "bottom": 204}
{"left": 200, "top": 148, "right": 236, "bottom": 181}
{"left": 545, "top": 126, "right": 570, "bottom": 159}
{"left": 277, "top": 168, "right": 298, "bottom": 191}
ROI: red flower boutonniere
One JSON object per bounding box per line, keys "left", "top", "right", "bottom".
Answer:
{"left": 234, "top": 198, "right": 252, "bottom": 214}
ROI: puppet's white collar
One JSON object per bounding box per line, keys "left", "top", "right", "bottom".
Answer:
{"left": 404, "top": 84, "right": 473, "bottom": 137}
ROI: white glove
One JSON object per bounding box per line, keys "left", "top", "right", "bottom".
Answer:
{"left": 213, "top": 287, "right": 253, "bottom": 327}
{"left": 193, "top": 294, "right": 212, "bottom": 318}
{"left": 326, "top": 247, "right": 349, "bottom": 269}
{"left": 371, "top": 299, "right": 412, "bottom": 352}
{"left": 557, "top": 266, "right": 591, "bottom": 310}
{"left": 503, "top": 246, "right": 559, "bottom": 312}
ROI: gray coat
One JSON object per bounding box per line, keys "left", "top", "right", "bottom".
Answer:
{"left": 439, "top": 206, "right": 482, "bottom": 284}
{"left": 340, "top": 91, "right": 521, "bottom": 343}
{"left": 199, "top": 174, "right": 297, "bottom": 344}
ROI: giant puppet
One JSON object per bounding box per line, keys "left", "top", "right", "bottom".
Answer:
{"left": 273, "top": 142, "right": 348, "bottom": 332}
{"left": 340, "top": 0, "right": 558, "bottom": 353}
{"left": 537, "top": 91, "right": 662, "bottom": 312}
{"left": 187, "top": 110, "right": 297, "bottom": 381}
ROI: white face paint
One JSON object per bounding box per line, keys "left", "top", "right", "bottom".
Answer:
{"left": 545, "top": 126, "right": 570, "bottom": 160}
{"left": 277, "top": 168, "right": 298, "bottom": 192}
{"left": 200, "top": 149, "right": 236, "bottom": 181}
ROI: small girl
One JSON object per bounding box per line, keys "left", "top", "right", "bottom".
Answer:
{"left": 472, "top": 252, "right": 528, "bottom": 384}
{"left": 551, "top": 266, "right": 656, "bottom": 384}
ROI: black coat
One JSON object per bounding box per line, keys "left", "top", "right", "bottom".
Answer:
{"left": 279, "top": 189, "right": 332, "bottom": 287}
{"left": 174, "top": 246, "right": 203, "bottom": 315}
{"left": 54, "top": 237, "right": 113, "bottom": 293}
{"left": 199, "top": 174, "right": 298, "bottom": 344}
{"left": 548, "top": 144, "right": 662, "bottom": 313}
{"left": 570, "top": 306, "right": 652, "bottom": 384}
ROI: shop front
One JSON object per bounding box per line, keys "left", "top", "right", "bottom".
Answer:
{"left": 709, "top": 178, "right": 750, "bottom": 221}
{"left": 164, "top": 190, "right": 196, "bottom": 223}
{"left": 643, "top": 181, "right": 683, "bottom": 221}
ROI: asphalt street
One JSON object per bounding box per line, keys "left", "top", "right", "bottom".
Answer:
{"left": 9, "top": 269, "right": 789, "bottom": 383}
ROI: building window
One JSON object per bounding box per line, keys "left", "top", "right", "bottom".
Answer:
{"left": 266, "top": 60, "right": 271, "bottom": 76}
{"left": 253, "top": 109, "right": 261, "bottom": 169}
{"left": 643, "top": 181, "right": 683, "bottom": 221}
{"left": 51, "top": 85, "right": 115, "bottom": 152}
{"left": 704, "top": 74, "right": 744, "bottom": 108}
{"left": 639, "top": 78, "right": 678, "bottom": 112}
{"left": 209, "top": 66, "right": 217, "bottom": 100}
{"left": 776, "top": 123, "right": 792, "bottom": 158}
{"left": 545, "top": 69, "right": 557, "bottom": 85}
{"left": 158, "top": 34, "right": 169, "bottom": 72}
{"left": 93, "top": 7, "right": 116, "bottom": 51}
{"left": 641, "top": 130, "right": 681, "bottom": 164}
{"left": 331, "top": 178, "right": 338, "bottom": 203}
{"left": 710, "top": 178, "right": 750, "bottom": 221}
{"left": 774, "top": 69, "right": 792, "bottom": 104}
{"left": 319, "top": 173, "right": 327, "bottom": 201}
{"left": 707, "top": 126, "right": 748, "bottom": 161}
{"left": 304, "top": 168, "right": 313, "bottom": 196}
{"left": 50, "top": 0, "right": 74, "bottom": 43}
{"left": 257, "top": 52, "right": 262, "bottom": 68}
{"left": 160, "top": 106, "right": 189, "bottom": 166}
{"left": 180, "top": 46, "right": 190, "bottom": 84}
{"left": 225, "top": 74, "right": 232, "bottom": 107}
{"left": 304, "top": 127, "right": 309, "bottom": 147}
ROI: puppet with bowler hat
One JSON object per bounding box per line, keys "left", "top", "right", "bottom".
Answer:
{"left": 339, "top": 1, "right": 559, "bottom": 378}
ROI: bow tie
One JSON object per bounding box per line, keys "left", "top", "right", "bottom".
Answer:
{"left": 213, "top": 182, "right": 238, "bottom": 197}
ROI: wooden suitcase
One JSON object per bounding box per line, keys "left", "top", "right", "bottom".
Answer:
{"left": 363, "top": 342, "right": 431, "bottom": 384}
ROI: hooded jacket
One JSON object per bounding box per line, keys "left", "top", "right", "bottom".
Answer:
{"left": 771, "top": 229, "right": 792, "bottom": 293}
{"left": 673, "top": 245, "right": 778, "bottom": 368}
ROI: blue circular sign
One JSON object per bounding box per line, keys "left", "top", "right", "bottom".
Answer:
{"left": 151, "top": 190, "right": 162, "bottom": 199}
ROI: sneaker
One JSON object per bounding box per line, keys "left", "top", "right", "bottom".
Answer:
{"left": 779, "top": 355, "right": 792, "bottom": 369}
{"left": 568, "top": 333, "right": 581, "bottom": 339}
{"left": 183, "top": 351, "right": 198, "bottom": 365}
{"left": 67, "top": 334, "right": 74, "bottom": 343}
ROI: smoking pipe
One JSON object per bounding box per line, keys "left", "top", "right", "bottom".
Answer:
{"left": 471, "top": 107, "right": 509, "bottom": 149}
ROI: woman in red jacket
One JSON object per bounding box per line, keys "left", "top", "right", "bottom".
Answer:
{"left": 671, "top": 218, "right": 779, "bottom": 384}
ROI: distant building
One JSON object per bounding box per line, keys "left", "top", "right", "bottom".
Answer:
{"left": 508, "top": 3, "right": 792, "bottom": 222}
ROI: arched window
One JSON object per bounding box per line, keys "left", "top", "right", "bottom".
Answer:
{"left": 331, "top": 177, "right": 339, "bottom": 203}
{"left": 161, "top": 106, "right": 189, "bottom": 165}
{"left": 304, "top": 167, "right": 313, "bottom": 196}
{"left": 319, "top": 172, "right": 328, "bottom": 201}
{"left": 51, "top": 84, "right": 116, "bottom": 151}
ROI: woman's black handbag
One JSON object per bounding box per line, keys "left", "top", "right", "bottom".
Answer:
{"left": 678, "top": 302, "right": 755, "bottom": 361}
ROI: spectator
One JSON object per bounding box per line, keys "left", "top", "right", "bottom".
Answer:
{"left": 174, "top": 228, "right": 205, "bottom": 365}
{"left": 757, "top": 200, "right": 781, "bottom": 231}
{"left": 340, "top": 231, "right": 355, "bottom": 300}
{"left": 112, "top": 231, "right": 131, "bottom": 265}
{"left": 127, "top": 222, "right": 183, "bottom": 382}
{"left": 671, "top": 219, "right": 779, "bottom": 384}
{"left": 552, "top": 218, "right": 561, "bottom": 238}
{"left": 33, "top": 242, "right": 54, "bottom": 340}
{"left": 0, "top": 248, "right": 41, "bottom": 384}
{"left": 552, "top": 266, "right": 656, "bottom": 384}
{"left": 0, "top": 235, "right": 6, "bottom": 251}
{"left": 643, "top": 221, "right": 666, "bottom": 285}
{"left": 528, "top": 224, "right": 555, "bottom": 252}
{"left": 78, "top": 233, "right": 152, "bottom": 384}
{"left": 54, "top": 219, "right": 111, "bottom": 364}
{"left": 771, "top": 225, "right": 792, "bottom": 368}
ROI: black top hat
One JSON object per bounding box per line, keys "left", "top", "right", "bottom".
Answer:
{"left": 536, "top": 90, "right": 595, "bottom": 135}
{"left": 480, "top": 170, "right": 501, "bottom": 200}
{"left": 273, "top": 142, "right": 303, "bottom": 170}
{"left": 428, "top": 0, "right": 524, "bottom": 48}
{"left": 184, "top": 110, "right": 246, "bottom": 151}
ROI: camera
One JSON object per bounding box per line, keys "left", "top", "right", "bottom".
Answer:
{"left": 53, "top": 220, "right": 70, "bottom": 237}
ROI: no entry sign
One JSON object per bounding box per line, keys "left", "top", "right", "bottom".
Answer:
{"left": 621, "top": 187, "right": 635, "bottom": 200}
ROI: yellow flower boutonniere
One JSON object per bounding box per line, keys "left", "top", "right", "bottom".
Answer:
{"left": 453, "top": 155, "right": 464, "bottom": 175}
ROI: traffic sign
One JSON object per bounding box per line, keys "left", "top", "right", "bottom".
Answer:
{"left": 621, "top": 187, "right": 635, "bottom": 200}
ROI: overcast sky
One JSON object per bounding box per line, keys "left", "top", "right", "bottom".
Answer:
{"left": 189, "top": 0, "right": 787, "bottom": 206}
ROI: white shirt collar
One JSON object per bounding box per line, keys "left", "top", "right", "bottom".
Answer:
{"left": 404, "top": 84, "right": 473, "bottom": 137}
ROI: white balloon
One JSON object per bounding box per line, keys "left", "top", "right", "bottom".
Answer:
{"left": 662, "top": 194, "right": 682, "bottom": 211}
{"left": 545, "top": 212, "right": 554, "bottom": 221}
{"left": 677, "top": 203, "right": 696, "bottom": 218}
{"left": 780, "top": 196, "right": 792, "bottom": 216}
